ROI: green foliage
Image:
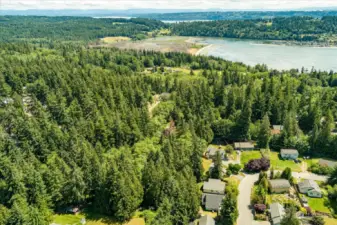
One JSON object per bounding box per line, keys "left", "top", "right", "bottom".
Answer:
{"left": 311, "top": 216, "right": 325, "bottom": 225}
{"left": 211, "top": 151, "right": 224, "bottom": 179}
{"left": 281, "top": 167, "right": 293, "bottom": 181}
{"left": 280, "top": 206, "right": 300, "bottom": 225}
{"left": 257, "top": 115, "right": 271, "bottom": 148}
{"left": 220, "top": 180, "right": 239, "bottom": 225}
{"left": 227, "top": 164, "right": 242, "bottom": 176}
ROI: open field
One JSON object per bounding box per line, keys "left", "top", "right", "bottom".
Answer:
{"left": 268, "top": 151, "right": 302, "bottom": 172}
{"left": 97, "top": 36, "right": 207, "bottom": 55}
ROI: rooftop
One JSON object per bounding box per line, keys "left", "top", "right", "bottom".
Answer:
{"left": 298, "top": 179, "right": 321, "bottom": 193}
{"left": 202, "top": 193, "right": 225, "bottom": 211}
{"left": 203, "top": 179, "right": 226, "bottom": 193}
{"left": 234, "top": 142, "right": 254, "bottom": 149}
{"left": 199, "top": 215, "right": 215, "bottom": 225}
{"left": 270, "top": 202, "right": 285, "bottom": 225}
{"left": 273, "top": 125, "right": 284, "bottom": 130}
{"left": 281, "top": 149, "right": 298, "bottom": 155}
{"left": 269, "top": 179, "right": 291, "bottom": 189}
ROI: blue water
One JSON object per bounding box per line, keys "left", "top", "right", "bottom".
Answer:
{"left": 197, "top": 38, "right": 337, "bottom": 71}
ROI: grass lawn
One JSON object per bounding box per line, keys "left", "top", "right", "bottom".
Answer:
{"left": 307, "top": 197, "right": 331, "bottom": 213}
{"left": 324, "top": 218, "right": 337, "bottom": 225}
{"left": 241, "top": 151, "right": 262, "bottom": 166}
{"left": 53, "top": 211, "right": 146, "bottom": 225}
{"left": 268, "top": 151, "right": 302, "bottom": 172}
{"left": 101, "top": 36, "right": 131, "bottom": 43}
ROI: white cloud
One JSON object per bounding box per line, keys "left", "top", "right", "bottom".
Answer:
{"left": 1, "top": 0, "right": 337, "bottom": 10}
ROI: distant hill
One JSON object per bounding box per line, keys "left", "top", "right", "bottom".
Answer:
{"left": 137, "top": 11, "right": 337, "bottom": 21}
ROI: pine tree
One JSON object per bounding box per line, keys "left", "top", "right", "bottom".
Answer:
{"left": 257, "top": 115, "right": 271, "bottom": 148}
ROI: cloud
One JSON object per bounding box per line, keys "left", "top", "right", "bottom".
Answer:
{"left": 1, "top": 0, "right": 337, "bottom": 10}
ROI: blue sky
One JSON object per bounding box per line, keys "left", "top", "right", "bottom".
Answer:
{"left": 0, "top": 0, "right": 336, "bottom": 10}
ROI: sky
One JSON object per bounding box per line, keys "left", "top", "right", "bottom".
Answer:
{"left": 1, "top": 0, "right": 337, "bottom": 10}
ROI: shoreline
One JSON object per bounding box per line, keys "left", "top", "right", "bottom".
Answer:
{"left": 195, "top": 44, "right": 214, "bottom": 56}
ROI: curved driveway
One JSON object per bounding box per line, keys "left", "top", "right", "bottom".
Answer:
{"left": 237, "top": 173, "right": 259, "bottom": 225}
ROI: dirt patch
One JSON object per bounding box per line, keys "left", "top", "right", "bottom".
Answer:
{"left": 94, "top": 36, "right": 206, "bottom": 55}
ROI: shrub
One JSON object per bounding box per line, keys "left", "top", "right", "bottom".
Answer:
{"left": 254, "top": 204, "right": 267, "bottom": 213}
{"left": 254, "top": 213, "right": 267, "bottom": 221}
{"left": 309, "top": 163, "right": 333, "bottom": 175}
{"left": 245, "top": 157, "right": 270, "bottom": 172}
{"left": 227, "top": 163, "right": 242, "bottom": 175}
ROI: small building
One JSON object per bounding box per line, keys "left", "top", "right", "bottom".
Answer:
{"left": 201, "top": 193, "right": 225, "bottom": 212}
{"left": 199, "top": 215, "right": 215, "bottom": 225}
{"left": 205, "top": 147, "right": 226, "bottom": 160}
{"left": 203, "top": 179, "right": 226, "bottom": 195}
{"left": 234, "top": 142, "right": 255, "bottom": 151}
{"left": 318, "top": 159, "right": 337, "bottom": 169}
{"left": 272, "top": 125, "right": 283, "bottom": 135}
{"left": 298, "top": 180, "right": 322, "bottom": 198}
{"left": 280, "top": 149, "right": 299, "bottom": 160}
{"left": 269, "top": 179, "right": 291, "bottom": 193}
{"left": 202, "top": 179, "right": 226, "bottom": 211}
{"left": 269, "top": 202, "right": 286, "bottom": 225}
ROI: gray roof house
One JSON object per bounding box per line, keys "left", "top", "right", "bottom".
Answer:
{"left": 199, "top": 215, "right": 215, "bottom": 225}
{"left": 234, "top": 142, "right": 255, "bottom": 150}
{"left": 270, "top": 202, "right": 285, "bottom": 225}
{"left": 318, "top": 159, "right": 337, "bottom": 169}
{"left": 280, "top": 149, "right": 299, "bottom": 160}
{"left": 201, "top": 193, "right": 225, "bottom": 212}
{"left": 269, "top": 179, "right": 291, "bottom": 193}
{"left": 273, "top": 125, "right": 284, "bottom": 131}
{"left": 206, "top": 147, "right": 226, "bottom": 160}
{"left": 298, "top": 180, "right": 322, "bottom": 198}
{"left": 202, "top": 179, "right": 226, "bottom": 211}
{"left": 203, "top": 179, "right": 226, "bottom": 195}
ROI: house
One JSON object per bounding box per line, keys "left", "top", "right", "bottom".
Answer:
{"left": 65, "top": 206, "right": 80, "bottom": 215}
{"left": 280, "top": 149, "right": 299, "bottom": 160}
{"left": 202, "top": 179, "right": 226, "bottom": 211}
{"left": 201, "top": 193, "right": 225, "bottom": 212}
{"left": 269, "top": 179, "right": 291, "bottom": 193}
{"left": 269, "top": 202, "right": 286, "bottom": 225}
{"left": 298, "top": 180, "right": 322, "bottom": 198}
{"left": 272, "top": 125, "right": 283, "bottom": 135}
{"left": 205, "top": 146, "right": 226, "bottom": 160}
{"left": 319, "top": 159, "right": 337, "bottom": 169}
{"left": 199, "top": 215, "right": 215, "bottom": 225}
{"left": 234, "top": 142, "right": 255, "bottom": 151}
{"left": 203, "top": 179, "right": 225, "bottom": 195}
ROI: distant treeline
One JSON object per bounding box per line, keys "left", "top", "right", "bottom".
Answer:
{"left": 139, "top": 11, "right": 337, "bottom": 21}
{"left": 0, "top": 16, "right": 166, "bottom": 41}
{"left": 170, "top": 16, "right": 337, "bottom": 43}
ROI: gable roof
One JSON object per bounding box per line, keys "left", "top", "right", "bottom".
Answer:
{"left": 203, "top": 179, "right": 226, "bottom": 193}
{"left": 281, "top": 149, "right": 298, "bottom": 155}
{"left": 234, "top": 142, "right": 254, "bottom": 149}
{"left": 202, "top": 193, "right": 225, "bottom": 211}
{"left": 319, "top": 159, "right": 337, "bottom": 168}
{"left": 270, "top": 202, "right": 285, "bottom": 224}
{"left": 269, "top": 179, "right": 291, "bottom": 189}
{"left": 199, "top": 215, "right": 215, "bottom": 225}
{"left": 298, "top": 180, "right": 321, "bottom": 193}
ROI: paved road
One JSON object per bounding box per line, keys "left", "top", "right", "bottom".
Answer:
{"left": 236, "top": 171, "right": 327, "bottom": 225}
{"left": 237, "top": 173, "right": 259, "bottom": 225}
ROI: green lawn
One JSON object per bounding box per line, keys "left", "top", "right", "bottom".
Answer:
{"left": 241, "top": 151, "right": 262, "bottom": 166}
{"left": 324, "top": 218, "right": 337, "bottom": 225}
{"left": 268, "top": 151, "right": 302, "bottom": 172}
{"left": 307, "top": 197, "right": 331, "bottom": 213}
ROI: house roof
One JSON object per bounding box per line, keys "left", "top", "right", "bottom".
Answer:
{"left": 199, "top": 215, "right": 215, "bottom": 225}
{"left": 298, "top": 180, "right": 321, "bottom": 193}
{"left": 202, "top": 193, "right": 225, "bottom": 211}
{"left": 269, "top": 179, "right": 291, "bottom": 189}
{"left": 273, "top": 125, "right": 284, "bottom": 131}
{"left": 319, "top": 159, "right": 337, "bottom": 168}
{"left": 270, "top": 202, "right": 285, "bottom": 225}
{"left": 203, "top": 179, "right": 226, "bottom": 193}
{"left": 207, "top": 147, "right": 225, "bottom": 156}
{"left": 281, "top": 149, "right": 298, "bottom": 155}
{"left": 234, "top": 142, "right": 254, "bottom": 149}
